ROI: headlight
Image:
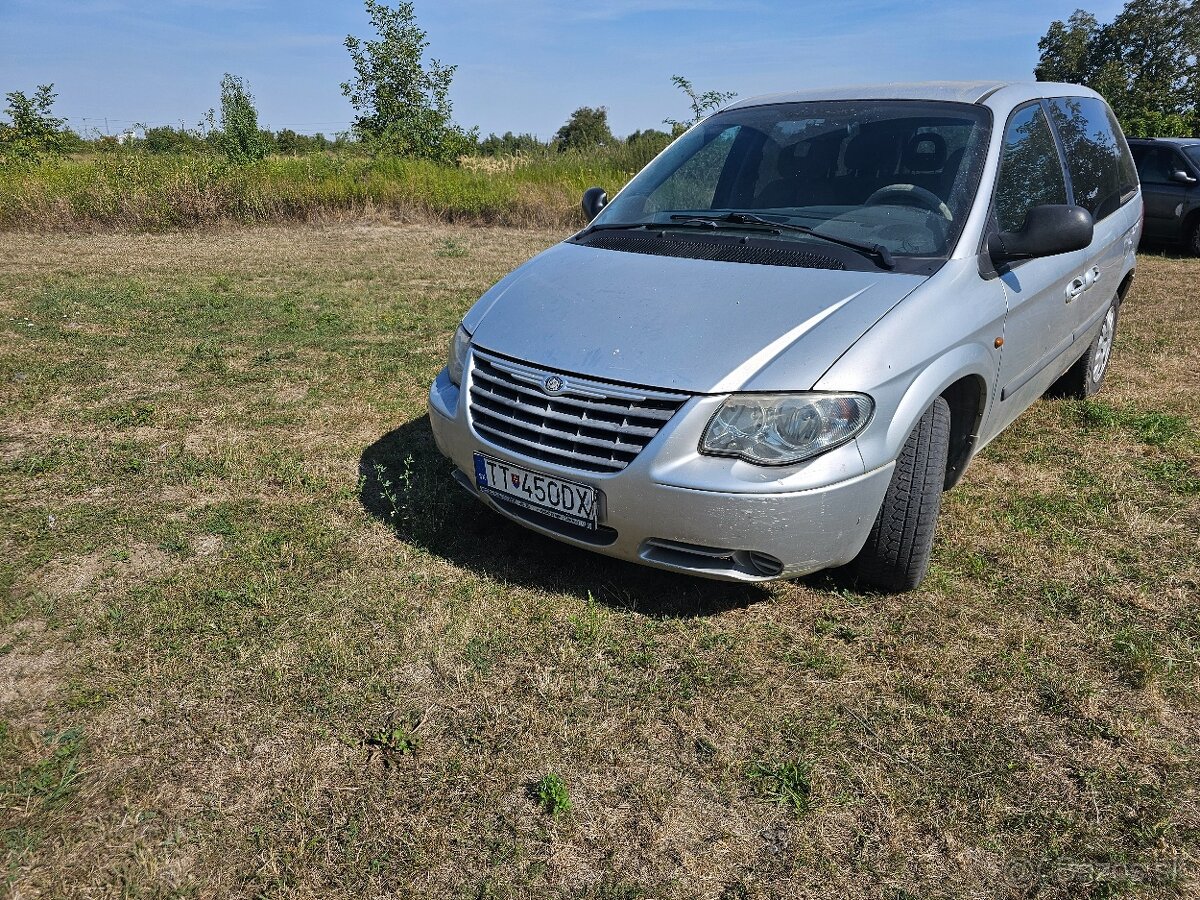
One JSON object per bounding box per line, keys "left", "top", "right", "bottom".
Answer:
{"left": 700, "top": 393, "right": 874, "bottom": 466}
{"left": 447, "top": 324, "right": 471, "bottom": 386}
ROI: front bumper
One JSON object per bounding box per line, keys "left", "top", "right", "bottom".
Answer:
{"left": 428, "top": 365, "right": 893, "bottom": 582}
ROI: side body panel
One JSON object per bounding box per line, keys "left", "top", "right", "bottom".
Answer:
{"left": 814, "top": 257, "right": 1006, "bottom": 473}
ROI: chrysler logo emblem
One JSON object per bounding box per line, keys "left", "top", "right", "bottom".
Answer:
{"left": 543, "top": 375, "right": 565, "bottom": 395}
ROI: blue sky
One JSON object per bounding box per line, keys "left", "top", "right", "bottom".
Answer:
{"left": 1, "top": 0, "right": 1128, "bottom": 140}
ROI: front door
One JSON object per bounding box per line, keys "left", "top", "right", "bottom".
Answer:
{"left": 986, "top": 102, "right": 1078, "bottom": 436}
{"left": 1133, "top": 146, "right": 1190, "bottom": 242}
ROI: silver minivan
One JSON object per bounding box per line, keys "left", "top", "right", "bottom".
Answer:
{"left": 428, "top": 82, "right": 1141, "bottom": 591}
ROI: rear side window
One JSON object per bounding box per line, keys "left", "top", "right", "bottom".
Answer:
{"left": 1047, "top": 97, "right": 1137, "bottom": 221}
{"left": 994, "top": 104, "right": 1068, "bottom": 233}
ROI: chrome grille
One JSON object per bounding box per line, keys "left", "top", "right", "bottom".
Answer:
{"left": 468, "top": 349, "right": 689, "bottom": 473}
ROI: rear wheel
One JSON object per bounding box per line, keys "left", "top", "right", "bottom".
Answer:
{"left": 1047, "top": 299, "right": 1118, "bottom": 399}
{"left": 847, "top": 397, "right": 950, "bottom": 592}
{"left": 1189, "top": 218, "right": 1200, "bottom": 256}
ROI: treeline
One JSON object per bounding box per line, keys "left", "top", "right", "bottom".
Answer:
{"left": 50, "top": 125, "right": 350, "bottom": 157}
{"left": 1, "top": 0, "right": 731, "bottom": 171}
{"left": 50, "top": 111, "right": 675, "bottom": 161}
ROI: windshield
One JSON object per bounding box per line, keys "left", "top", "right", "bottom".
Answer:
{"left": 591, "top": 100, "right": 992, "bottom": 260}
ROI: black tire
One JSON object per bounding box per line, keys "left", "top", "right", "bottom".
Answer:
{"left": 1046, "top": 299, "right": 1119, "bottom": 399}
{"left": 848, "top": 397, "right": 950, "bottom": 593}
{"left": 1189, "top": 218, "right": 1200, "bottom": 256}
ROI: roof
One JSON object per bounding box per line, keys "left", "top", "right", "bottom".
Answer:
{"left": 1127, "top": 136, "right": 1200, "bottom": 146}
{"left": 725, "top": 82, "right": 1012, "bottom": 110}
{"left": 724, "top": 81, "right": 1099, "bottom": 111}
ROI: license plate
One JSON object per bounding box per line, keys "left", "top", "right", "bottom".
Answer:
{"left": 473, "top": 452, "right": 597, "bottom": 529}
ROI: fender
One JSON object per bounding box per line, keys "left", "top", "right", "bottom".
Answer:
{"left": 813, "top": 253, "right": 1006, "bottom": 475}
{"left": 820, "top": 341, "right": 997, "bottom": 474}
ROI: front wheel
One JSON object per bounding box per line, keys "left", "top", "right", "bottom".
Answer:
{"left": 847, "top": 397, "right": 950, "bottom": 592}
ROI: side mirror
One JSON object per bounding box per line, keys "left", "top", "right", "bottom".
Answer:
{"left": 988, "top": 205, "right": 1094, "bottom": 263}
{"left": 1170, "top": 169, "right": 1197, "bottom": 185}
{"left": 582, "top": 187, "right": 608, "bottom": 221}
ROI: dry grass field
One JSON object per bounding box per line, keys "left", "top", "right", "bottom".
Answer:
{"left": 1, "top": 225, "right": 1198, "bottom": 899}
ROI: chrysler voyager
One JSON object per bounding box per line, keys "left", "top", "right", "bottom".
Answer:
{"left": 428, "top": 82, "right": 1141, "bottom": 591}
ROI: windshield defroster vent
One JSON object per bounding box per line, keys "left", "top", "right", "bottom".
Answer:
{"left": 576, "top": 231, "right": 846, "bottom": 270}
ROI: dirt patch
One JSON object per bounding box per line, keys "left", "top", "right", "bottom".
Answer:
{"left": 0, "top": 644, "right": 63, "bottom": 708}
{"left": 192, "top": 535, "right": 223, "bottom": 556}
{"left": 0, "top": 621, "right": 67, "bottom": 732}
{"left": 31, "top": 544, "right": 173, "bottom": 599}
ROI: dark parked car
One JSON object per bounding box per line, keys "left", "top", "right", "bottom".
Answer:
{"left": 1129, "top": 137, "right": 1200, "bottom": 252}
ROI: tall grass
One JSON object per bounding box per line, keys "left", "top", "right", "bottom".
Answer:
{"left": 0, "top": 144, "right": 663, "bottom": 231}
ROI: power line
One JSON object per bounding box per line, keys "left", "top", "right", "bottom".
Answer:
{"left": 63, "top": 115, "right": 354, "bottom": 135}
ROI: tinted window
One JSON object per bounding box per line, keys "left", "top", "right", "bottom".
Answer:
{"left": 1135, "top": 147, "right": 1177, "bottom": 185}
{"left": 1047, "top": 97, "right": 1136, "bottom": 221}
{"left": 1104, "top": 104, "right": 1139, "bottom": 197}
{"left": 1182, "top": 145, "right": 1200, "bottom": 170}
{"left": 994, "top": 104, "right": 1068, "bottom": 233}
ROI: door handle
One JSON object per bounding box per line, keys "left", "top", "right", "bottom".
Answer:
{"left": 1084, "top": 266, "right": 1101, "bottom": 288}
{"left": 1065, "top": 277, "right": 1086, "bottom": 302}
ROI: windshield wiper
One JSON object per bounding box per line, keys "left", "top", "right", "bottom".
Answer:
{"left": 668, "top": 212, "right": 896, "bottom": 270}
{"left": 583, "top": 219, "right": 781, "bottom": 235}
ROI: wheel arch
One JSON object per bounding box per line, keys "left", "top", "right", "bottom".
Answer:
{"left": 857, "top": 343, "right": 994, "bottom": 485}
{"left": 1182, "top": 206, "right": 1200, "bottom": 247}
{"left": 1114, "top": 267, "right": 1135, "bottom": 308}
{"left": 940, "top": 374, "right": 988, "bottom": 490}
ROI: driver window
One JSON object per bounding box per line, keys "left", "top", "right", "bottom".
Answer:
{"left": 994, "top": 104, "right": 1068, "bottom": 233}
{"left": 644, "top": 127, "right": 740, "bottom": 214}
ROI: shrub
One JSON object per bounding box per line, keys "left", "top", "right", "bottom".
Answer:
{"left": 0, "top": 84, "right": 68, "bottom": 165}
{"left": 554, "top": 106, "right": 614, "bottom": 152}
{"left": 216, "top": 74, "right": 268, "bottom": 164}
{"left": 341, "top": 0, "right": 476, "bottom": 162}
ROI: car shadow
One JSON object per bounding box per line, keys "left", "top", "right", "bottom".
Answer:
{"left": 1136, "top": 241, "right": 1193, "bottom": 260}
{"left": 358, "top": 416, "right": 772, "bottom": 618}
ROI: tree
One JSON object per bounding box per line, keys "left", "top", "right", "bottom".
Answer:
{"left": 625, "top": 128, "right": 673, "bottom": 159}
{"left": 341, "top": 0, "right": 476, "bottom": 162}
{"left": 478, "top": 131, "right": 545, "bottom": 157}
{"left": 553, "top": 107, "right": 614, "bottom": 151}
{"left": 217, "top": 74, "right": 269, "bottom": 163}
{"left": 274, "top": 128, "right": 331, "bottom": 155}
{"left": 1035, "top": 10, "right": 1101, "bottom": 84}
{"left": 626, "top": 128, "right": 672, "bottom": 146}
{"left": 663, "top": 75, "right": 736, "bottom": 135}
{"left": 1035, "top": 0, "right": 1200, "bottom": 136}
{"left": 0, "top": 84, "right": 67, "bottom": 163}
{"left": 142, "top": 124, "right": 209, "bottom": 155}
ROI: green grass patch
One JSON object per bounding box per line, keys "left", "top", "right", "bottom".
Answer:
{"left": 533, "top": 773, "right": 571, "bottom": 818}
{"left": 1064, "top": 398, "right": 1194, "bottom": 447}
{"left": 5, "top": 729, "right": 85, "bottom": 806}
{"left": 746, "top": 757, "right": 814, "bottom": 814}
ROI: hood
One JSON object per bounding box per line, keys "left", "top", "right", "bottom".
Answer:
{"left": 464, "top": 241, "right": 926, "bottom": 394}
